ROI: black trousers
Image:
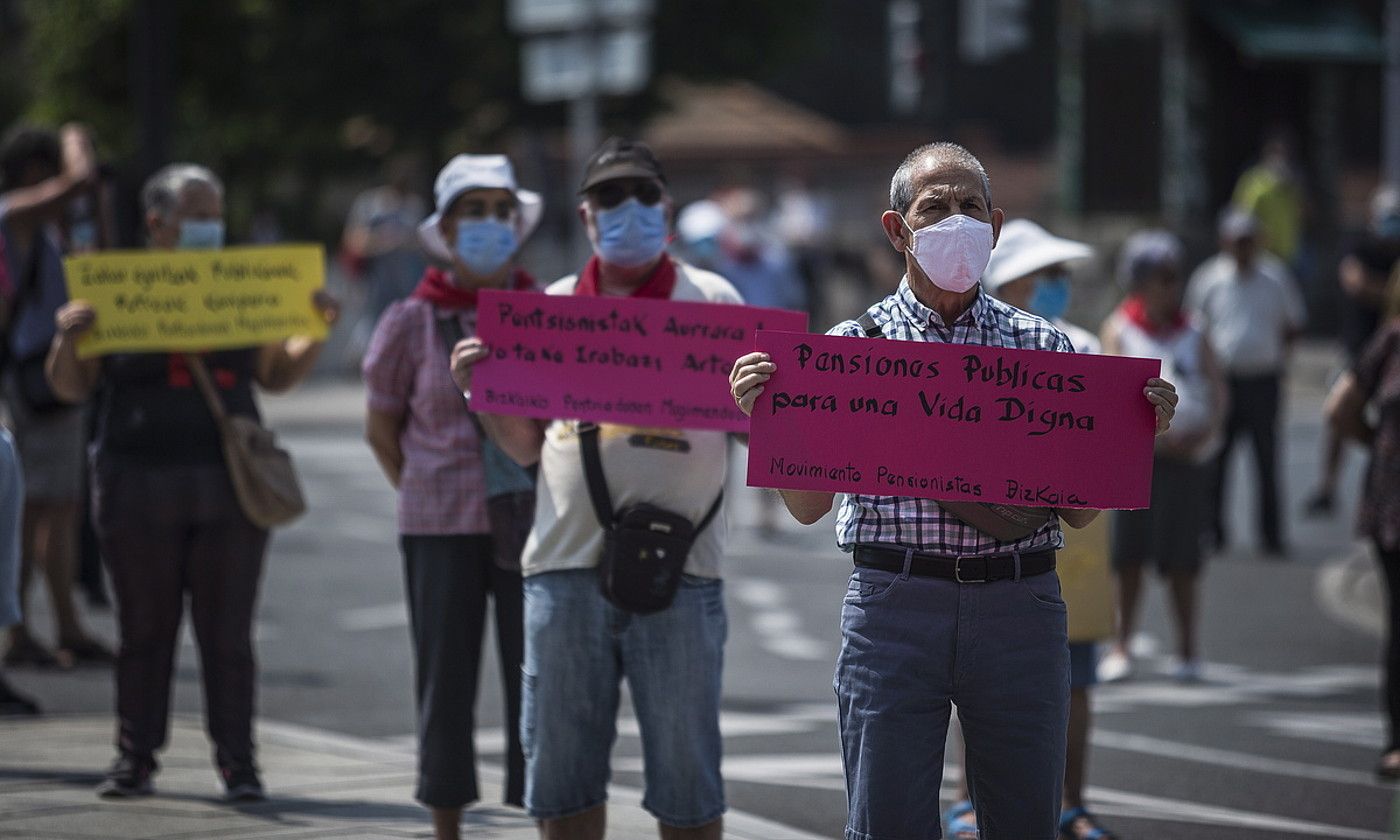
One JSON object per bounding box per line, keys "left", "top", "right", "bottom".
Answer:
{"left": 1212, "top": 373, "right": 1284, "bottom": 550}
{"left": 92, "top": 460, "right": 268, "bottom": 772}
{"left": 1377, "top": 544, "right": 1400, "bottom": 751}
{"left": 402, "top": 534, "right": 524, "bottom": 808}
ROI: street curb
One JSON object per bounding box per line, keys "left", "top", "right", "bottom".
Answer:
{"left": 1317, "top": 544, "right": 1384, "bottom": 639}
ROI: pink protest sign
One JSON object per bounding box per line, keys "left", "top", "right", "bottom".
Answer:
{"left": 472, "top": 290, "right": 807, "bottom": 432}
{"left": 746, "top": 330, "right": 1161, "bottom": 509}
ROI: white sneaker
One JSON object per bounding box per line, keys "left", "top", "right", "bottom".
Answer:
{"left": 1097, "top": 648, "right": 1133, "bottom": 683}
{"left": 1174, "top": 658, "right": 1204, "bottom": 683}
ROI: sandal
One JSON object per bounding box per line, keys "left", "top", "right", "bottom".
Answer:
{"left": 943, "top": 799, "right": 978, "bottom": 839}
{"left": 1060, "top": 806, "right": 1118, "bottom": 839}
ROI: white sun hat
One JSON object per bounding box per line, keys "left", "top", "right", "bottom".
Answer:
{"left": 981, "top": 219, "right": 1094, "bottom": 291}
{"left": 418, "top": 154, "right": 543, "bottom": 262}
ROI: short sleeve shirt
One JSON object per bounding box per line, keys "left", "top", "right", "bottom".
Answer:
{"left": 362, "top": 296, "right": 490, "bottom": 536}
{"left": 830, "top": 278, "right": 1071, "bottom": 556}
{"left": 1185, "top": 253, "right": 1305, "bottom": 375}
{"left": 521, "top": 263, "right": 741, "bottom": 579}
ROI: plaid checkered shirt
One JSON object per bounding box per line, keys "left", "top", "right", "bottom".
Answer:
{"left": 830, "top": 277, "right": 1074, "bottom": 556}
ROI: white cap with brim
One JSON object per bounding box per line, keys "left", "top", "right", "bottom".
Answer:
{"left": 981, "top": 219, "right": 1094, "bottom": 291}
{"left": 418, "top": 153, "right": 543, "bottom": 262}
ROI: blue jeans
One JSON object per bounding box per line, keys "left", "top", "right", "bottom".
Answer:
{"left": 835, "top": 555, "right": 1070, "bottom": 840}
{"left": 521, "top": 569, "right": 726, "bottom": 827}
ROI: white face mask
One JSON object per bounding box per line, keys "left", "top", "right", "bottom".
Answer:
{"left": 901, "top": 213, "right": 994, "bottom": 294}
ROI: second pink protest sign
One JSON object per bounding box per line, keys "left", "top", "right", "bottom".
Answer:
{"left": 472, "top": 289, "right": 807, "bottom": 432}
{"left": 746, "top": 330, "right": 1161, "bottom": 509}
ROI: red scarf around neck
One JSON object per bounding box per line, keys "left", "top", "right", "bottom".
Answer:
{"left": 1122, "top": 295, "right": 1187, "bottom": 337}
{"left": 410, "top": 266, "right": 537, "bottom": 311}
{"left": 573, "top": 255, "right": 677, "bottom": 299}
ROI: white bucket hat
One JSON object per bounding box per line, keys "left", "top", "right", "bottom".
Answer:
{"left": 981, "top": 219, "right": 1094, "bottom": 291}
{"left": 418, "top": 154, "right": 543, "bottom": 262}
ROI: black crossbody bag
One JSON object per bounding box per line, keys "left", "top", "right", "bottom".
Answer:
{"left": 578, "top": 422, "right": 722, "bottom": 614}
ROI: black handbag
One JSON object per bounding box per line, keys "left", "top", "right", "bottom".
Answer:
{"left": 579, "top": 422, "right": 722, "bottom": 614}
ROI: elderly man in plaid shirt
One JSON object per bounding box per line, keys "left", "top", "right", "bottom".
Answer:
{"left": 730, "top": 142, "right": 1178, "bottom": 840}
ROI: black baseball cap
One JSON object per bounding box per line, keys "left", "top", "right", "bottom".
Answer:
{"left": 578, "top": 137, "right": 667, "bottom": 194}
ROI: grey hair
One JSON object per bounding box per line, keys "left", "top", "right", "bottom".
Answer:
{"left": 141, "top": 163, "right": 223, "bottom": 217}
{"left": 1116, "top": 229, "right": 1182, "bottom": 290}
{"left": 889, "top": 142, "right": 991, "bottom": 214}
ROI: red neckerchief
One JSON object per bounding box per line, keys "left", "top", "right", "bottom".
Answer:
{"left": 1122, "top": 295, "right": 1187, "bottom": 337}
{"left": 573, "top": 255, "right": 677, "bottom": 299}
{"left": 411, "top": 266, "right": 537, "bottom": 311}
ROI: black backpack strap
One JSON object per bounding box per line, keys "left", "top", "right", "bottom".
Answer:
{"left": 577, "top": 422, "right": 616, "bottom": 529}
{"left": 855, "top": 311, "right": 882, "bottom": 338}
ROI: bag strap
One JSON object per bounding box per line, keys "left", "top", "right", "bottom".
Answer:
{"left": 183, "top": 354, "right": 230, "bottom": 429}
{"left": 578, "top": 421, "right": 723, "bottom": 532}
{"left": 855, "top": 311, "right": 883, "bottom": 338}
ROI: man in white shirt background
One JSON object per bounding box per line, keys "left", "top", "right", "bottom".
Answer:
{"left": 1186, "top": 208, "right": 1306, "bottom": 559}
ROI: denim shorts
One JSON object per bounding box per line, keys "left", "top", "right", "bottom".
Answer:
{"left": 521, "top": 569, "right": 727, "bottom": 827}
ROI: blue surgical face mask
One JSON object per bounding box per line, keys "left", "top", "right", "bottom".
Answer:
{"left": 593, "top": 198, "right": 668, "bottom": 267}
{"left": 1378, "top": 214, "right": 1400, "bottom": 240}
{"left": 454, "top": 219, "right": 517, "bottom": 276}
{"left": 1028, "top": 274, "right": 1071, "bottom": 321}
{"left": 178, "top": 219, "right": 225, "bottom": 249}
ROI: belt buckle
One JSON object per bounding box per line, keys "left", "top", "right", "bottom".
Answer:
{"left": 954, "top": 555, "right": 988, "bottom": 584}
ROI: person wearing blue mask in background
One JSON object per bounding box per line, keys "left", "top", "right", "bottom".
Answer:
{"left": 46, "top": 163, "right": 338, "bottom": 802}
{"left": 363, "top": 153, "right": 541, "bottom": 840}
{"left": 449, "top": 137, "right": 741, "bottom": 840}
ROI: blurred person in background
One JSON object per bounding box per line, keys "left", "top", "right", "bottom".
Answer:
{"left": 1325, "top": 275, "right": 1400, "bottom": 780}
{"left": 1187, "top": 208, "right": 1304, "bottom": 558}
{"left": 773, "top": 171, "right": 833, "bottom": 326}
{"left": 45, "top": 163, "right": 338, "bottom": 802}
{"left": 1305, "top": 185, "right": 1400, "bottom": 515}
{"left": 0, "top": 122, "right": 110, "bottom": 669}
{"left": 1233, "top": 130, "right": 1305, "bottom": 270}
{"left": 1, "top": 288, "right": 39, "bottom": 713}
{"left": 342, "top": 154, "right": 428, "bottom": 352}
{"left": 944, "top": 220, "right": 1119, "bottom": 840}
{"left": 363, "top": 154, "right": 541, "bottom": 839}
{"left": 713, "top": 187, "right": 807, "bottom": 313}
{"left": 1101, "top": 231, "right": 1227, "bottom": 684}
{"left": 674, "top": 199, "right": 726, "bottom": 272}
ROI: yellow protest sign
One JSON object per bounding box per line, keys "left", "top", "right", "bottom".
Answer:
{"left": 62, "top": 244, "right": 328, "bottom": 358}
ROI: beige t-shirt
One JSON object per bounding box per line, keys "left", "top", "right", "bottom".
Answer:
{"left": 520, "top": 262, "right": 741, "bottom": 579}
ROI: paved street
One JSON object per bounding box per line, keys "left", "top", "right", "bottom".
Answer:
{"left": 3, "top": 341, "right": 1396, "bottom": 839}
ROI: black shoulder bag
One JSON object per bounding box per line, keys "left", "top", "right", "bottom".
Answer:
{"left": 435, "top": 310, "right": 537, "bottom": 571}
{"left": 579, "top": 422, "right": 722, "bottom": 614}
{"left": 855, "top": 312, "right": 1053, "bottom": 541}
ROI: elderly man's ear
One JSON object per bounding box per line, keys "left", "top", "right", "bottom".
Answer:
{"left": 989, "top": 207, "right": 1005, "bottom": 246}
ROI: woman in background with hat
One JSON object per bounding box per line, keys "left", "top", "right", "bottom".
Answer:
{"left": 362, "top": 153, "right": 541, "bottom": 839}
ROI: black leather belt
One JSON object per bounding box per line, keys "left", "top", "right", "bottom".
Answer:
{"left": 853, "top": 544, "right": 1055, "bottom": 583}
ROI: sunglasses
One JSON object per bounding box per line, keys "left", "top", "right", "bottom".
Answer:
{"left": 591, "top": 180, "right": 663, "bottom": 210}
